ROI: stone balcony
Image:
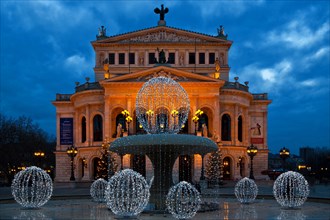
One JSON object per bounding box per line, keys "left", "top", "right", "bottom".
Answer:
{"left": 222, "top": 81, "right": 249, "bottom": 92}
{"left": 253, "top": 93, "right": 268, "bottom": 100}
{"left": 75, "top": 82, "right": 103, "bottom": 93}
{"left": 55, "top": 94, "right": 72, "bottom": 101}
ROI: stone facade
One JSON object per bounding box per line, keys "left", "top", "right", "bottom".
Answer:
{"left": 53, "top": 24, "right": 271, "bottom": 183}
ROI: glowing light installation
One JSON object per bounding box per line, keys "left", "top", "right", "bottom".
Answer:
{"left": 136, "top": 76, "right": 190, "bottom": 134}
{"left": 166, "top": 181, "right": 201, "bottom": 219}
{"left": 90, "top": 178, "right": 107, "bottom": 202}
{"left": 273, "top": 171, "right": 309, "bottom": 208}
{"left": 105, "top": 169, "right": 150, "bottom": 217}
{"left": 11, "top": 166, "right": 53, "bottom": 208}
{"left": 234, "top": 177, "right": 258, "bottom": 204}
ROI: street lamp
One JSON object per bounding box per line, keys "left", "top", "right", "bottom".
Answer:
{"left": 192, "top": 109, "right": 203, "bottom": 134}
{"left": 237, "top": 156, "right": 244, "bottom": 177}
{"left": 34, "top": 150, "right": 45, "bottom": 167}
{"left": 247, "top": 144, "right": 258, "bottom": 179}
{"left": 66, "top": 145, "right": 78, "bottom": 181}
{"left": 279, "top": 147, "right": 290, "bottom": 171}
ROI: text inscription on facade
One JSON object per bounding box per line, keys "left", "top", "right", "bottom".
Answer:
{"left": 60, "top": 118, "right": 73, "bottom": 145}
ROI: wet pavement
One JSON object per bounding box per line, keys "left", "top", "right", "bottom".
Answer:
{"left": 0, "top": 180, "right": 329, "bottom": 219}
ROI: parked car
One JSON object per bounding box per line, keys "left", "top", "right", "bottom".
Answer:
{"left": 261, "top": 169, "right": 285, "bottom": 180}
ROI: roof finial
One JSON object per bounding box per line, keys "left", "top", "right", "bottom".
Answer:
{"left": 154, "top": 4, "right": 169, "bottom": 26}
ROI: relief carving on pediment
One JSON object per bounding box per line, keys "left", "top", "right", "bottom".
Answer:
{"left": 137, "top": 70, "right": 188, "bottom": 81}
{"left": 122, "top": 31, "right": 206, "bottom": 43}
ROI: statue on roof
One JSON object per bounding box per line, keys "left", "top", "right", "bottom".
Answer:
{"left": 96, "top": 25, "right": 108, "bottom": 40}
{"left": 154, "top": 4, "right": 169, "bottom": 26}
{"left": 154, "top": 4, "right": 169, "bottom": 20}
{"left": 217, "top": 25, "right": 228, "bottom": 40}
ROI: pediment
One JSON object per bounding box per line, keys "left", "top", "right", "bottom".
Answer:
{"left": 104, "top": 66, "right": 222, "bottom": 83}
{"left": 94, "top": 26, "right": 230, "bottom": 44}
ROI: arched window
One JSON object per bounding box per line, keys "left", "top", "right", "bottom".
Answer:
{"left": 238, "top": 116, "right": 243, "bottom": 142}
{"left": 198, "top": 113, "right": 208, "bottom": 131}
{"left": 81, "top": 116, "right": 86, "bottom": 143}
{"left": 156, "top": 107, "right": 169, "bottom": 133}
{"left": 221, "top": 114, "right": 231, "bottom": 141}
{"left": 136, "top": 116, "right": 146, "bottom": 135}
{"left": 116, "top": 114, "right": 126, "bottom": 133}
{"left": 93, "top": 114, "right": 103, "bottom": 141}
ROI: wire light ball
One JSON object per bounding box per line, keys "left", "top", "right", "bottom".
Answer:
{"left": 90, "top": 178, "right": 107, "bottom": 202}
{"left": 105, "top": 169, "right": 150, "bottom": 217}
{"left": 273, "top": 171, "right": 309, "bottom": 208}
{"left": 166, "top": 181, "right": 201, "bottom": 219}
{"left": 11, "top": 166, "right": 53, "bottom": 208}
{"left": 234, "top": 177, "right": 258, "bottom": 204}
{"left": 136, "top": 76, "right": 190, "bottom": 134}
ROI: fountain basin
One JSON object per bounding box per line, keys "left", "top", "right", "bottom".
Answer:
{"left": 110, "top": 134, "right": 217, "bottom": 211}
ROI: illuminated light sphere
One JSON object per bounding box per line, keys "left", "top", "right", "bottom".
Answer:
{"left": 234, "top": 177, "right": 258, "bottom": 204}
{"left": 105, "top": 169, "right": 150, "bottom": 217}
{"left": 273, "top": 171, "right": 309, "bottom": 208}
{"left": 90, "top": 178, "right": 107, "bottom": 202}
{"left": 11, "top": 166, "right": 53, "bottom": 208}
{"left": 136, "top": 76, "right": 190, "bottom": 134}
{"left": 166, "top": 181, "right": 201, "bottom": 219}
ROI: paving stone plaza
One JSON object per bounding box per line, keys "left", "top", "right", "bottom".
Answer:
{"left": 1, "top": 180, "right": 329, "bottom": 219}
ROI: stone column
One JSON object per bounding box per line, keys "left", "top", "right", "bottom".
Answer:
{"left": 86, "top": 105, "right": 91, "bottom": 146}
{"left": 206, "top": 50, "right": 209, "bottom": 64}
{"left": 175, "top": 50, "right": 179, "bottom": 65}
{"left": 125, "top": 52, "right": 128, "bottom": 66}
{"left": 234, "top": 104, "right": 238, "bottom": 145}
{"left": 115, "top": 52, "right": 118, "bottom": 65}
{"left": 104, "top": 97, "right": 110, "bottom": 138}
{"left": 74, "top": 110, "right": 79, "bottom": 145}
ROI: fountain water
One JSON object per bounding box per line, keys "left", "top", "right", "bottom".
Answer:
{"left": 110, "top": 76, "right": 217, "bottom": 211}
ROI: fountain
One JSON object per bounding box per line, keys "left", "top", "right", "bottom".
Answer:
{"left": 110, "top": 76, "right": 217, "bottom": 211}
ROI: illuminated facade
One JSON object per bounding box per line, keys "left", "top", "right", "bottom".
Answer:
{"left": 53, "top": 11, "right": 271, "bottom": 183}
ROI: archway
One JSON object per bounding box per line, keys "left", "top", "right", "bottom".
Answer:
{"left": 131, "top": 155, "right": 146, "bottom": 177}
{"left": 223, "top": 157, "right": 231, "bottom": 179}
{"left": 179, "top": 155, "right": 193, "bottom": 183}
{"left": 93, "top": 157, "right": 101, "bottom": 180}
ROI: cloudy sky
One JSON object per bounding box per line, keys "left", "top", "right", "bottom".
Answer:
{"left": 1, "top": 1, "right": 329, "bottom": 155}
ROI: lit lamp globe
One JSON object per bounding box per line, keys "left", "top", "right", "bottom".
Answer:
{"left": 136, "top": 76, "right": 190, "bottom": 134}
{"left": 11, "top": 166, "right": 53, "bottom": 208}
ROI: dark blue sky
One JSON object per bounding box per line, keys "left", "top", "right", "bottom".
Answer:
{"left": 1, "top": 1, "right": 329, "bottom": 155}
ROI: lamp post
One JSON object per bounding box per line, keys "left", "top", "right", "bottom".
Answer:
{"left": 237, "top": 156, "right": 243, "bottom": 177}
{"left": 192, "top": 116, "right": 199, "bottom": 134}
{"left": 67, "top": 145, "right": 78, "bottom": 181}
{"left": 146, "top": 109, "right": 154, "bottom": 129}
{"left": 171, "top": 109, "right": 178, "bottom": 129}
{"left": 192, "top": 109, "right": 203, "bottom": 134}
{"left": 279, "top": 147, "right": 290, "bottom": 171}
{"left": 247, "top": 144, "right": 258, "bottom": 179}
{"left": 34, "top": 150, "right": 45, "bottom": 167}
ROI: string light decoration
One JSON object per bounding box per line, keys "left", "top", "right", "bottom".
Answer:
{"left": 90, "top": 178, "right": 107, "bottom": 203}
{"left": 205, "top": 149, "right": 223, "bottom": 187}
{"left": 136, "top": 76, "right": 190, "bottom": 134}
{"left": 273, "top": 171, "right": 309, "bottom": 208}
{"left": 11, "top": 166, "right": 53, "bottom": 208}
{"left": 166, "top": 181, "right": 201, "bottom": 219}
{"left": 234, "top": 177, "right": 258, "bottom": 204}
{"left": 105, "top": 169, "right": 150, "bottom": 217}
